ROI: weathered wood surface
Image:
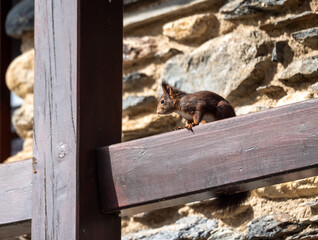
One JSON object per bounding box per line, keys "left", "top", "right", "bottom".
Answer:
{"left": 0, "top": 160, "right": 32, "bottom": 238}
{"left": 33, "top": 0, "right": 123, "bottom": 239}
{"left": 98, "top": 98, "right": 318, "bottom": 216}
{"left": 0, "top": 0, "right": 12, "bottom": 162}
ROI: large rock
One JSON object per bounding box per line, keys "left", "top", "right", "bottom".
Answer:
{"left": 4, "top": 137, "right": 33, "bottom": 163}
{"left": 279, "top": 56, "right": 318, "bottom": 83}
{"left": 163, "top": 13, "right": 219, "bottom": 44}
{"left": 254, "top": 177, "right": 318, "bottom": 199}
{"left": 260, "top": 11, "right": 318, "bottom": 32}
{"left": 286, "top": 227, "right": 318, "bottom": 240}
{"left": 123, "top": 72, "right": 154, "bottom": 92}
{"left": 12, "top": 94, "right": 34, "bottom": 139}
{"left": 5, "top": 0, "right": 34, "bottom": 38}
{"left": 247, "top": 214, "right": 304, "bottom": 240}
{"left": 208, "top": 227, "right": 246, "bottom": 240}
{"left": 122, "top": 215, "right": 218, "bottom": 240}
{"left": 292, "top": 27, "right": 318, "bottom": 49}
{"left": 123, "top": 96, "right": 157, "bottom": 117}
{"left": 6, "top": 49, "right": 34, "bottom": 99}
{"left": 123, "top": 36, "right": 182, "bottom": 70}
{"left": 161, "top": 27, "right": 271, "bottom": 102}
{"left": 220, "top": 0, "right": 300, "bottom": 20}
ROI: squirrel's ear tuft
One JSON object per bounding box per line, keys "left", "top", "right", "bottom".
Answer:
{"left": 162, "top": 81, "right": 171, "bottom": 94}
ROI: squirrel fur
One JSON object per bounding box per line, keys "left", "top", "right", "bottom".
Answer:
{"left": 157, "top": 81, "right": 250, "bottom": 213}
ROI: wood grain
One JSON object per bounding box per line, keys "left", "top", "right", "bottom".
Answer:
{"left": 0, "top": 160, "right": 32, "bottom": 238}
{"left": 97, "top": 98, "right": 318, "bottom": 216}
{"left": 0, "top": 0, "right": 12, "bottom": 162}
{"left": 33, "top": 0, "right": 122, "bottom": 239}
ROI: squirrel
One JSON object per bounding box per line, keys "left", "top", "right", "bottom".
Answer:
{"left": 156, "top": 81, "right": 250, "bottom": 212}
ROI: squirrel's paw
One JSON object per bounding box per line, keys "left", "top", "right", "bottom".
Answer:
{"left": 173, "top": 126, "right": 185, "bottom": 131}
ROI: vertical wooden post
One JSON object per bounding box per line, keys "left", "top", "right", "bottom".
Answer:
{"left": 0, "top": 0, "right": 12, "bottom": 162}
{"left": 32, "top": 0, "right": 122, "bottom": 239}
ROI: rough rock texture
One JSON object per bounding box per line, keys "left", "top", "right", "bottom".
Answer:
{"left": 161, "top": 26, "right": 271, "bottom": 102}
{"left": 260, "top": 11, "right": 318, "bottom": 33}
{"left": 5, "top": 0, "right": 34, "bottom": 38}
{"left": 123, "top": 215, "right": 218, "bottom": 240}
{"left": 286, "top": 227, "right": 318, "bottom": 240}
{"left": 123, "top": 96, "right": 157, "bottom": 117}
{"left": 12, "top": 94, "right": 33, "bottom": 139}
{"left": 123, "top": 72, "right": 154, "bottom": 92}
{"left": 5, "top": 49, "right": 34, "bottom": 98}
{"left": 247, "top": 214, "right": 304, "bottom": 240}
{"left": 279, "top": 56, "right": 318, "bottom": 83}
{"left": 254, "top": 177, "right": 318, "bottom": 199}
{"left": 162, "top": 13, "right": 219, "bottom": 44}
{"left": 123, "top": 36, "right": 183, "bottom": 70}
{"left": 208, "top": 227, "right": 246, "bottom": 240}
{"left": 292, "top": 27, "right": 318, "bottom": 49}
{"left": 220, "top": 0, "right": 300, "bottom": 20}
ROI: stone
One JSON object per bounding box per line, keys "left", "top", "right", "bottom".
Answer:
{"left": 256, "top": 85, "right": 285, "bottom": 94}
{"left": 5, "top": 0, "right": 34, "bottom": 38}
{"left": 220, "top": 0, "right": 299, "bottom": 20}
{"left": 123, "top": 72, "right": 154, "bottom": 92}
{"left": 122, "top": 215, "right": 218, "bottom": 240}
{"left": 4, "top": 136, "right": 33, "bottom": 163}
{"left": 12, "top": 94, "right": 34, "bottom": 139}
{"left": 235, "top": 105, "right": 270, "bottom": 115}
{"left": 123, "top": 96, "right": 157, "bottom": 117}
{"left": 162, "top": 13, "right": 219, "bottom": 44}
{"left": 208, "top": 227, "right": 246, "bottom": 240}
{"left": 123, "top": 36, "right": 182, "bottom": 69}
{"left": 21, "top": 32, "right": 34, "bottom": 53}
{"left": 254, "top": 177, "right": 318, "bottom": 199}
{"left": 311, "top": 82, "right": 318, "bottom": 92}
{"left": 279, "top": 56, "right": 318, "bottom": 83}
{"left": 160, "top": 27, "right": 271, "bottom": 102}
{"left": 5, "top": 49, "right": 34, "bottom": 99}
{"left": 122, "top": 114, "right": 181, "bottom": 141}
{"left": 292, "top": 27, "right": 318, "bottom": 49}
{"left": 247, "top": 214, "right": 304, "bottom": 240}
{"left": 260, "top": 11, "right": 318, "bottom": 32}
{"left": 272, "top": 41, "right": 288, "bottom": 63}
{"left": 286, "top": 227, "right": 318, "bottom": 240}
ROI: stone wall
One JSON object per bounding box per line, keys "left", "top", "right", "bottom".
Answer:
{"left": 3, "top": 0, "right": 318, "bottom": 239}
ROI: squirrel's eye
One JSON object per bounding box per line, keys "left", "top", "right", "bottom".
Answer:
{"left": 161, "top": 99, "right": 164, "bottom": 104}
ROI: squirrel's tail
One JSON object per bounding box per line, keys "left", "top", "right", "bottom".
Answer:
{"left": 212, "top": 191, "right": 251, "bottom": 213}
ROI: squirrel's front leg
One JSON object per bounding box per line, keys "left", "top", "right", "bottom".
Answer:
{"left": 174, "top": 120, "right": 193, "bottom": 131}
{"left": 186, "top": 110, "right": 204, "bottom": 130}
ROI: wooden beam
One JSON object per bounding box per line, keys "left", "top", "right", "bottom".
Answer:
{"left": 97, "top": 98, "right": 318, "bottom": 216}
{"left": 0, "top": 160, "right": 32, "bottom": 238}
{"left": 0, "top": 0, "right": 12, "bottom": 162}
{"left": 33, "top": 0, "right": 123, "bottom": 239}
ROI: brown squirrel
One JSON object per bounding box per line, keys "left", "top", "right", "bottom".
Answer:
{"left": 157, "top": 81, "right": 250, "bottom": 212}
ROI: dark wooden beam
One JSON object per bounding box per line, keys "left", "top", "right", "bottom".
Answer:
{"left": 97, "top": 98, "right": 318, "bottom": 216}
{"left": 33, "top": 0, "right": 123, "bottom": 239}
{"left": 0, "top": 160, "right": 32, "bottom": 238}
{"left": 0, "top": 0, "right": 12, "bottom": 162}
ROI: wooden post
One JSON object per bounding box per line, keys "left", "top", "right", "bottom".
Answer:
{"left": 32, "top": 0, "right": 122, "bottom": 239}
{"left": 0, "top": 0, "right": 12, "bottom": 162}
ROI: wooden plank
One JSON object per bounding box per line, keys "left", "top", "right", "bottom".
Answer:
{"left": 33, "top": 0, "right": 123, "bottom": 239}
{"left": 97, "top": 98, "right": 318, "bottom": 216}
{"left": 0, "top": 160, "right": 32, "bottom": 238}
{"left": 0, "top": 0, "right": 12, "bottom": 162}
